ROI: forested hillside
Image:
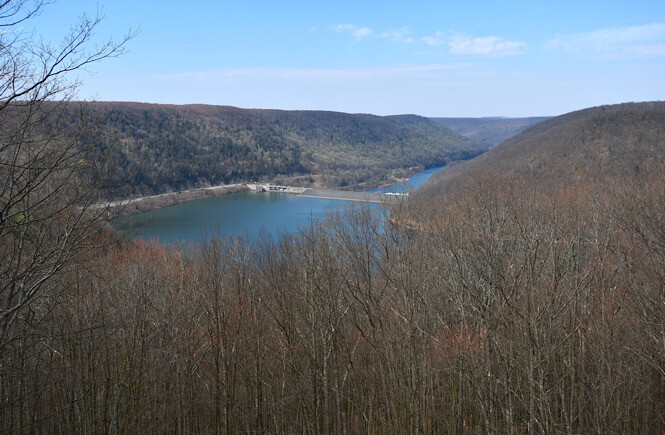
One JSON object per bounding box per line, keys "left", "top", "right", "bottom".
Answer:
{"left": 74, "top": 102, "right": 483, "bottom": 197}
{"left": 419, "top": 102, "right": 665, "bottom": 196}
{"left": 431, "top": 116, "right": 550, "bottom": 148}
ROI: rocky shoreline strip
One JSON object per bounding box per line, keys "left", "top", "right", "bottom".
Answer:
{"left": 101, "top": 184, "right": 249, "bottom": 218}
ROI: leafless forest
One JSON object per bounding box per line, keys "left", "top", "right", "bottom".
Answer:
{"left": 2, "top": 0, "right": 664, "bottom": 432}
{"left": 2, "top": 168, "right": 665, "bottom": 433}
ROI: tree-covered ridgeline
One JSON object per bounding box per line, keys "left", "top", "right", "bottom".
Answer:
{"left": 419, "top": 101, "right": 665, "bottom": 196}
{"left": 69, "top": 102, "right": 484, "bottom": 197}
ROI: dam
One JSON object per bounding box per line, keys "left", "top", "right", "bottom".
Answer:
{"left": 247, "top": 184, "right": 406, "bottom": 203}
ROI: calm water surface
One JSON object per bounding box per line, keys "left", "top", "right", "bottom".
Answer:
{"left": 114, "top": 166, "right": 443, "bottom": 244}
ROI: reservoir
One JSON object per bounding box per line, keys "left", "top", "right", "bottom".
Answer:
{"left": 115, "top": 166, "right": 443, "bottom": 244}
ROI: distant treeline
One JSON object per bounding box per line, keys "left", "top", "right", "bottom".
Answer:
{"left": 68, "top": 102, "right": 484, "bottom": 197}
{"left": 431, "top": 115, "right": 550, "bottom": 148}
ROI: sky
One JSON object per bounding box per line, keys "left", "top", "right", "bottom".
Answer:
{"left": 33, "top": 0, "right": 665, "bottom": 117}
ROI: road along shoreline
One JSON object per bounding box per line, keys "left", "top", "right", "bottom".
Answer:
{"left": 297, "top": 188, "right": 401, "bottom": 203}
{"left": 97, "top": 184, "right": 249, "bottom": 218}
{"left": 98, "top": 174, "right": 415, "bottom": 219}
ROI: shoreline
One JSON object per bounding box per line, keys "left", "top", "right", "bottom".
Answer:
{"left": 297, "top": 189, "right": 399, "bottom": 203}
{"left": 103, "top": 183, "right": 249, "bottom": 218}
{"left": 348, "top": 166, "right": 424, "bottom": 192}
{"left": 102, "top": 166, "right": 434, "bottom": 218}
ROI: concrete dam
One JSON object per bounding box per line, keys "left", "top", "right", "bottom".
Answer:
{"left": 247, "top": 184, "right": 407, "bottom": 203}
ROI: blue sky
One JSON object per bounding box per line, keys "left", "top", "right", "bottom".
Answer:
{"left": 34, "top": 0, "right": 665, "bottom": 116}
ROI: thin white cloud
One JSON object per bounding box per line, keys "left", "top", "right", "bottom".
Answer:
{"left": 448, "top": 33, "right": 526, "bottom": 56}
{"left": 546, "top": 23, "right": 665, "bottom": 59}
{"left": 378, "top": 27, "right": 415, "bottom": 43}
{"left": 334, "top": 24, "right": 373, "bottom": 39}
{"left": 422, "top": 31, "right": 446, "bottom": 46}
{"left": 159, "top": 64, "right": 476, "bottom": 84}
{"left": 333, "top": 24, "right": 415, "bottom": 43}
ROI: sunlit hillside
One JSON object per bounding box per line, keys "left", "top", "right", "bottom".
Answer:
{"left": 70, "top": 102, "right": 484, "bottom": 197}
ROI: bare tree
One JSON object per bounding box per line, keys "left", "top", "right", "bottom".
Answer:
{"left": 0, "top": 0, "right": 134, "bottom": 347}
{"left": 0, "top": 3, "right": 134, "bottom": 430}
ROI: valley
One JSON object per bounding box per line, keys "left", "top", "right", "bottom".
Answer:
{"left": 6, "top": 94, "right": 665, "bottom": 434}
{"left": 3, "top": 0, "right": 665, "bottom": 431}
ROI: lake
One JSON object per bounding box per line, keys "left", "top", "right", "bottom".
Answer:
{"left": 114, "top": 166, "right": 443, "bottom": 244}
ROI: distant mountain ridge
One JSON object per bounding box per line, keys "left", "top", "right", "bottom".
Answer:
{"left": 430, "top": 116, "right": 551, "bottom": 149}
{"left": 419, "top": 102, "right": 665, "bottom": 196}
{"left": 74, "top": 102, "right": 484, "bottom": 197}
